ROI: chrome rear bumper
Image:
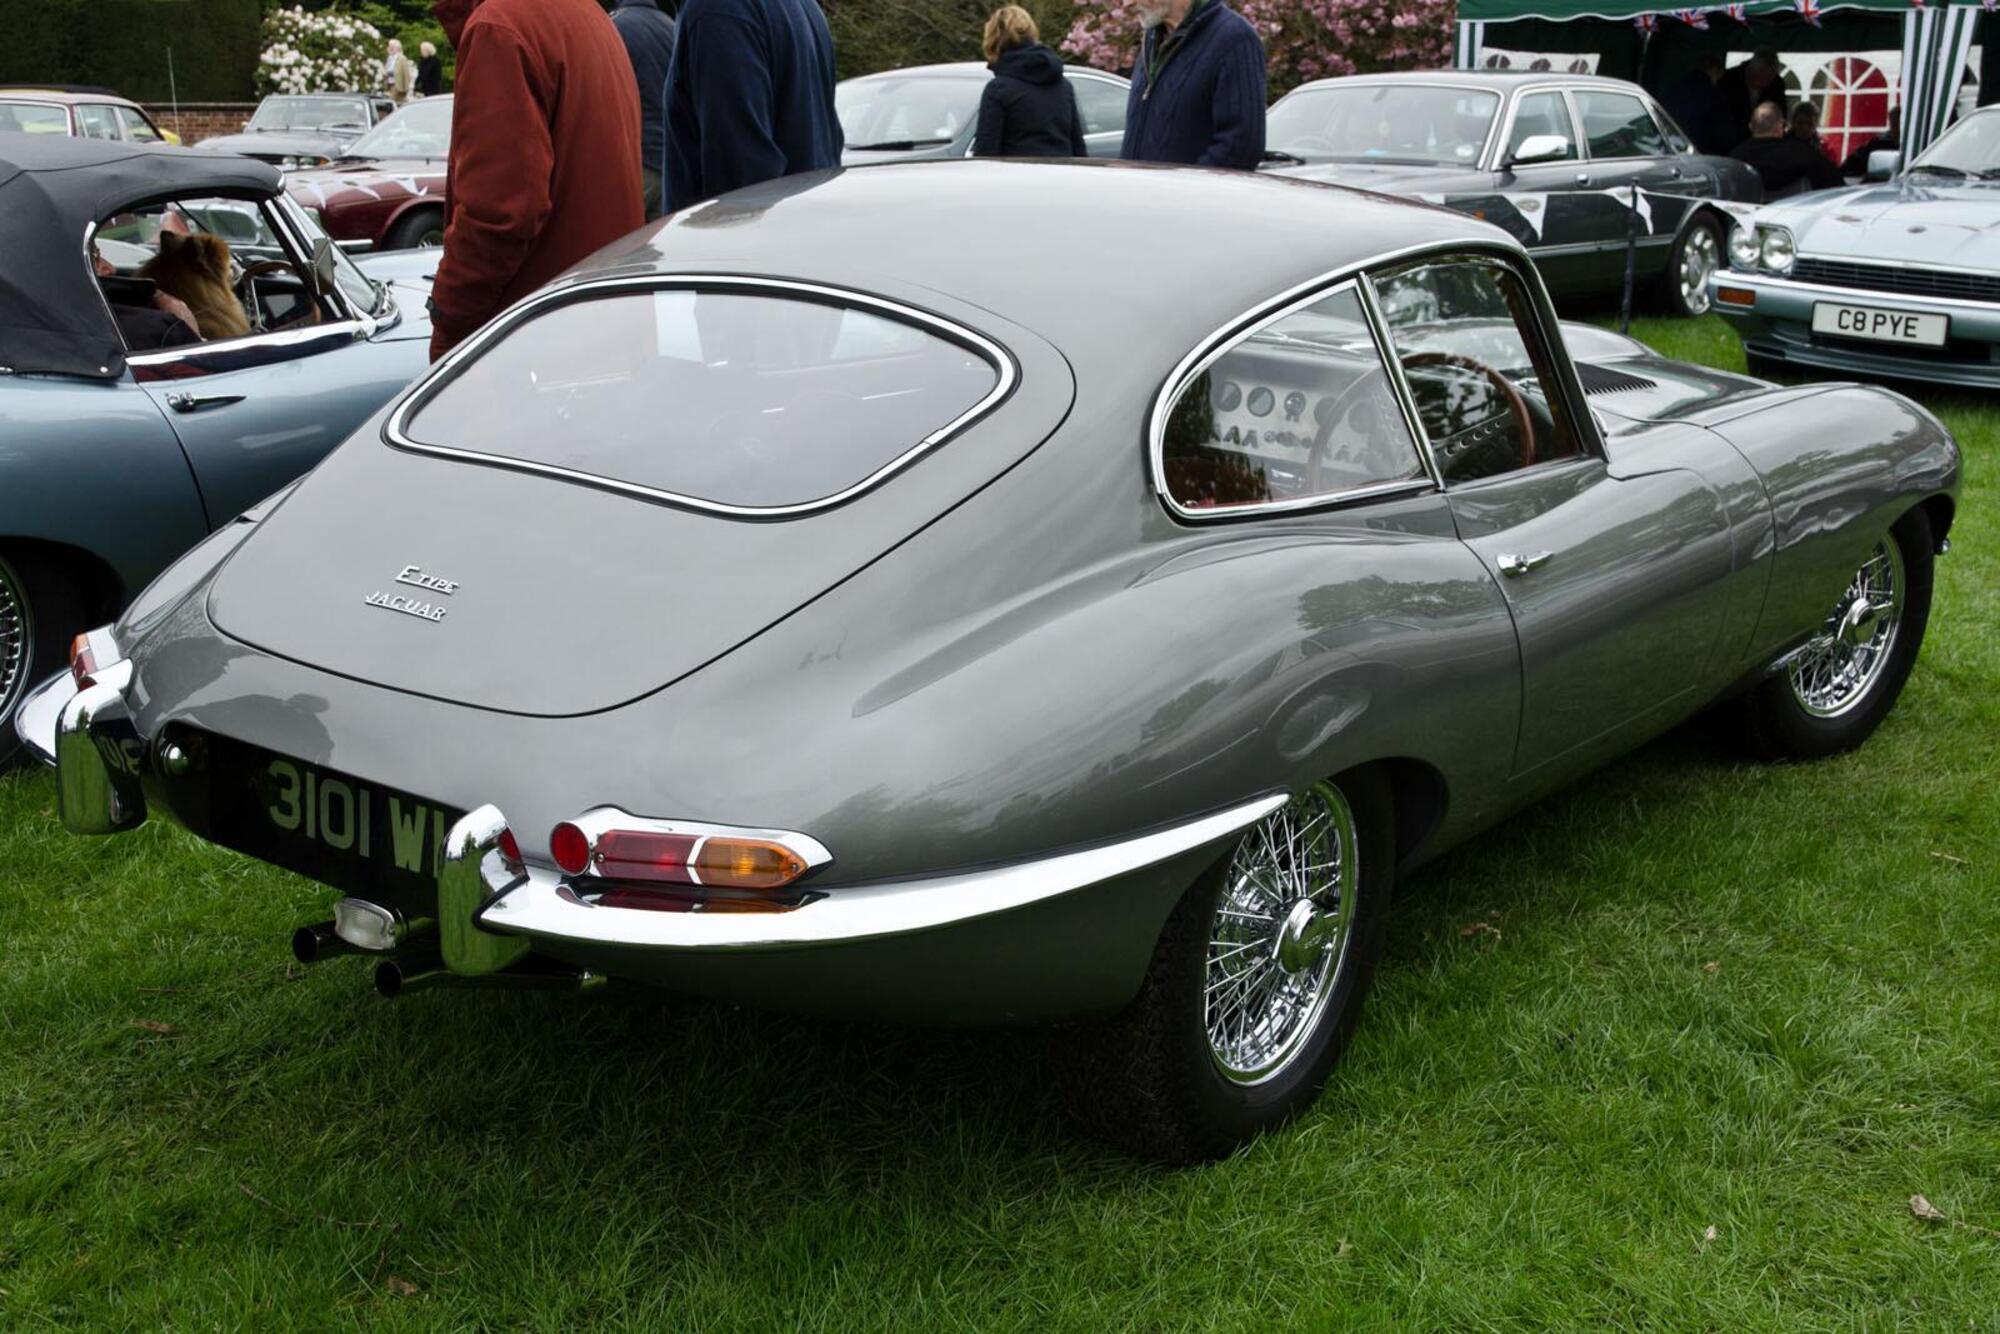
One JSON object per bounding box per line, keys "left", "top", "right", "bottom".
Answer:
{"left": 12, "top": 669, "right": 74, "bottom": 769}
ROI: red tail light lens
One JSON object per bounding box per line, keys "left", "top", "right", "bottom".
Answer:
{"left": 69, "top": 633, "right": 99, "bottom": 688}
{"left": 595, "top": 828, "right": 698, "bottom": 881}
{"left": 497, "top": 827, "right": 524, "bottom": 872}
{"left": 549, "top": 821, "right": 593, "bottom": 875}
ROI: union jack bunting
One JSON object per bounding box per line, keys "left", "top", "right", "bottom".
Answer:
{"left": 1720, "top": 4, "right": 1748, "bottom": 21}
{"left": 1985, "top": 0, "right": 1998, "bottom": 15}
{"left": 1633, "top": 12, "right": 1659, "bottom": 32}
{"left": 1795, "top": 0, "right": 1823, "bottom": 26}
{"left": 1673, "top": 9, "right": 1710, "bottom": 28}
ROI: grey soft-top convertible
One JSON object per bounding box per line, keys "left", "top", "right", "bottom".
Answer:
{"left": 27, "top": 161, "right": 1959, "bottom": 1161}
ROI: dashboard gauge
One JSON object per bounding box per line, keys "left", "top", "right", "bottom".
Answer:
{"left": 1284, "top": 391, "right": 1307, "bottom": 422}
{"left": 1215, "top": 380, "right": 1243, "bottom": 412}
{"left": 1246, "top": 386, "right": 1275, "bottom": 418}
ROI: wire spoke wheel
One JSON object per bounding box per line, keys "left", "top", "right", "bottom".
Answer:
{"left": 0, "top": 558, "right": 31, "bottom": 726}
{"left": 1788, "top": 538, "right": 1906, "bottom": 718}
{"left": 1204, "top": 782, "right": 1359, "bottom": 1085}
{"left": 1680, "top": 225, "right": 1720, "bottom": 315}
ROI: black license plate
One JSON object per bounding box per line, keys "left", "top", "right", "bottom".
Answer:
{"left": 203, "top": 736, "right": 462, "bottom": 908}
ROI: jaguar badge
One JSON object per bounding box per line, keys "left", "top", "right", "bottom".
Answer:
{"left": 363, "top": 564, "right": 459, "bottom": 623}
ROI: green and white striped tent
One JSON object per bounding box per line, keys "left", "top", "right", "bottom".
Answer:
{"left": 1454, "top": 0, "right": 1984, "bottom": 159}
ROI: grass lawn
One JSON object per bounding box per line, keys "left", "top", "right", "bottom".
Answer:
{"left": 2, "top": 315, "right": 1996, "bottom": 1328}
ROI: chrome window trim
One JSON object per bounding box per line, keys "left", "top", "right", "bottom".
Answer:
{"left": 1570, "top": 86, "right": 1671, "bottom": 163}
{"left": 1487, "top": 83, "right": 1583, "bottom": 171}
{"left": 1357, "top": 274, "right": 1445, "bottom": 490}
{"left": 1148, "top": 246, "right": 1466, "bottom": 524}
{"left": 87, "top": 188, "right": 366, "bottom": 375}
{"left": 1366, "top": 247, "right": 1606, "bottom": 478}
{"left": 125, "top": 320, "right": 369, "bottom": 374}
{"left": 382, "top": 273, "right": 1020, "bottom": 519}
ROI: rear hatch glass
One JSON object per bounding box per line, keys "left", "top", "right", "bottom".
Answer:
{"left": 395, "top": 281, "right": 1010, "bottom": 513}
{"left": 206, "top": 281, "right": 1067, "bottom": 717}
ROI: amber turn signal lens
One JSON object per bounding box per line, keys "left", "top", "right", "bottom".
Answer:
{"left": 1716, "top": 286, "right": 1756, "bottom": 308}
{"left": 692, "top": 838, "right": 809, "bottom": 891}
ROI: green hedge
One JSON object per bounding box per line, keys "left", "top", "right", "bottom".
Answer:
{"left": 0, "top": 0, "right": 262, "bottom": 101}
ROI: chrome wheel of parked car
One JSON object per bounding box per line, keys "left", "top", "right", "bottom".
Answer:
{"left": 1205, "top": 783, "right": 1358, "bottom": 1085}
{"left": 1788, "top": 538, "right": 1905, "bottom": 718}
{"left": 0, "top": 557, "right": 29, "bottom": 730}
{"left": 1738, "top": 507, "right": 1936, "bottom": 762}
{"left": 1662, "top": 216, "right": 1723, "bottom": 318}
{"left": 1054, "top": 770, "right": 1392, "bottom": 1163}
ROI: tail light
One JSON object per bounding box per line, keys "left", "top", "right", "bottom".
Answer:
{"left": 545, "top": 809, "right": 828, "bottom": 905}
{"left": 69, "top": 626, "right": 122, "bottom": 689}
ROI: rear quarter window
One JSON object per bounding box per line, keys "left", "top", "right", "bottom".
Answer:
{"left": 397, "top": 283, "right": 1010, "bottom": 513}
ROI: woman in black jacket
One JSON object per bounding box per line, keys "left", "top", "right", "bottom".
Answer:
{"left": 973, "top": 6, "right": 1087, "bottom": 158}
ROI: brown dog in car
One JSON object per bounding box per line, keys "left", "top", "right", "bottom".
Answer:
{"left": 142, "top": 231, "right": 250, "bottom": 341}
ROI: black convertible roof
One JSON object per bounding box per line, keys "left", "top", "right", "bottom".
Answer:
{"left": 0, "top": 138, "right": 280, "bottom": 381}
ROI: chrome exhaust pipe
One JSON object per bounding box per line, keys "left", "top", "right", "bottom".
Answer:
{"left": 373, "top": 952, "right": 604, "bottom": 999}
{"left": 291, "top": 921, "right": 357, "bottom": 964}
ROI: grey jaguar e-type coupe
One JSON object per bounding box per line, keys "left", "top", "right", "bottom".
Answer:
{"left": 24, "top": 161, "right": 1959, "bottom": 1162}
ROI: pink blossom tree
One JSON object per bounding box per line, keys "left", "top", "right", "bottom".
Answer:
{"left": 1062, "top": 0, "right": 1457, "bottom": 94}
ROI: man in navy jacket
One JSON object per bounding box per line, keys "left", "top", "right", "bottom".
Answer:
{"left": 1119, "top": 0, "right": 1266, "bottom": 169}
{"left": 610, "top": 0, "right": 677, "bottom": 219}
{"left": 662, "top": 0, "right": 842, "bottom": 210}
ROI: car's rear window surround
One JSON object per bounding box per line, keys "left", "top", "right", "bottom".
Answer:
{"left": 382, "top": 274, "right": 1019, "bottom": 519}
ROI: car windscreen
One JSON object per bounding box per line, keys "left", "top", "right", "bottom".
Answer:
{"left": 1267, "top": 85, "right": 1501, "bottom": 166}
{"left": 1908, "top": 110, "right": 2000, "bottom": 178}
{"left": 399, "top": 285, "right": 1008, "bottom": 512}
{"left": 836, "top": 76, "right": 979, "bottom": 150}
{"left": 346, "top": 97, "right": 450, "bottom": 158}
{"left": 254, "top": 97, "right": 371, "bottom": 132}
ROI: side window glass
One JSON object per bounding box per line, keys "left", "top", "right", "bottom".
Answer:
{"left": 117, "top": 107, "right": 163, "bottom": 142}
{"left": 1574, "top": 91, "right": 1667, "bottom": 159}
{"left": 1161, "top": 286, "right": 1426, "bottom": 513}
{"left": 1652, "top": 101, "right": 1692, "bottom": 154}
{"left": 1073, "top": 77, "right": 1128, "bottom": 136}
{"left": 1505, "top": 93, "right": 1576, "bottom": 161}
{"left": 1373, "top": 259, "right": 1586, "bottom": 485}
{"left": 78, "top": 105, "right": 122, "bottom": 140}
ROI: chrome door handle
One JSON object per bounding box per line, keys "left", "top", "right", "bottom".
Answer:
{"left": 1574, "top": 172, "right": 1591, "bottom": 186}
{"left": 1498, "top": 550, "right": 1554, "bottom": 577}
{"left": 165, "top": 392, "right": 245, "bottom": 414}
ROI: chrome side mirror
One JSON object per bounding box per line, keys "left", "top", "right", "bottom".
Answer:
{"left": 1866, "top": 149, "right": 1902, "bottom": 180}
{"left": 1507, "top": 134, "right": 1571, "bottom": 167}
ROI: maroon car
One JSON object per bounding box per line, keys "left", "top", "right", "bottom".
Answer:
{"left": 285, "top": 96, "right": 450, "bottom": 252}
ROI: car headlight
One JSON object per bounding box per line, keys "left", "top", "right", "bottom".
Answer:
{"left": 1758, "top": 226, "right": 1796, "bottom": 275}
{"left": 1729, "top": 225, "right": 1760, "bottom": 271}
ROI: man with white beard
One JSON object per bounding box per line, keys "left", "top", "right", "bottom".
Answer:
{"left": 1118, "top": 0, "right": 1266, "bottom": 170}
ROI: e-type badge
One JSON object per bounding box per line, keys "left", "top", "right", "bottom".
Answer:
{"left": 363, "top": 564, "right": 459, "bottom": 623}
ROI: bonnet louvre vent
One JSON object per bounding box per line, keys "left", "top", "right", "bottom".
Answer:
{"left": 1575, "top": 362, "right": 1658, "bottom": 396}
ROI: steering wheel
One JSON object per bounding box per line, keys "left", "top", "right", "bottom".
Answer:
{"left": 235, "top": 259, "right": 324, "bottom": 334}
{"left": 1306, "top": 371, "right": 1392, "bottom": 494}
{"left": 1399, "top": 351, "right": 1536, "bottom": 471}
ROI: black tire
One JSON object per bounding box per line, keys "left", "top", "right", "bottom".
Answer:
{"left": 1654, "top": 214, "right": 1725, "bottom": 319}
{"left": 382, "top": 208, "right": 445, "bottom": 252}
{"left": 1050, "top": 770, "right": 1394, "bottom": 1163}
{"left": 1735, "top": 506, "right": 1935, "bottom": 762}
{"left": 0, "top": 550, "right": 84, "bottom": 770}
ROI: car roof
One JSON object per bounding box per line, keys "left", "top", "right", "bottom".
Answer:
{"left": 561, "top": 159, "right": 1513, "bottom": 363}
{"left": 843, "top": 61, "right": 1126, "bottom": 84}
{"left": 1287, "top": 70, "right": 1653, "bottom": 96}
{"left": 0, "top": 89, "right": 142, "bottom": 107}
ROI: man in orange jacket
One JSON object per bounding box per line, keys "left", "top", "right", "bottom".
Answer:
{"left": 428, "top": 0, "right": 645, "bottom": 361}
